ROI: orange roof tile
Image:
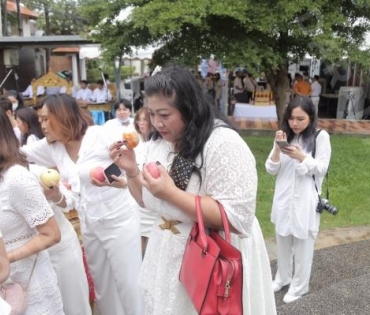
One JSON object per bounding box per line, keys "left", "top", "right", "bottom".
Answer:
{"left": 7, "top": 1, "right": 38, "bottom": 19}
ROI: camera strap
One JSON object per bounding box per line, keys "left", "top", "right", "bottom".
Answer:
{"left": 312, "top": 129, "right": 329, "bottom": 199}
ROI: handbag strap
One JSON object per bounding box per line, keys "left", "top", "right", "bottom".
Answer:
{"left": 195, "top": 195, "right": 231, "bottom": 251}
{"left": 24, "top": 254, "right": 38, "bottom": 291}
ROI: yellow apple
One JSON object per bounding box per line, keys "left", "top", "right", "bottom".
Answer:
{"left": 40, "top": 169, "right": 61, "bottom": 188}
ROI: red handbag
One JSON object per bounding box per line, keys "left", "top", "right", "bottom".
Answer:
{"left": 179, "top": 195, "right": 243, "bottom": 315}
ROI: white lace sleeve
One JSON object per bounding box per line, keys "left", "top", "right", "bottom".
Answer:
{"left": 8, "top": 167, "right": 54, "bottom": 228}
{"left": 203, "top": 128, "right": 257, "bottom": 238}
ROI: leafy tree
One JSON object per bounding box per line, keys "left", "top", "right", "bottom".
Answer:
{"left": 23, "top": 0, "right": 89, "bottom": 35}
{"left": 123, "top": 0, "right": 370, "bottom": 122}
{"left": 79, "top": 1, "right": 152, "bottom": 97}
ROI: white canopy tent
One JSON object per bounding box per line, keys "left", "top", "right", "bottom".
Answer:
{"left": 78, "top": 44, "right": 156, "bottom": 79}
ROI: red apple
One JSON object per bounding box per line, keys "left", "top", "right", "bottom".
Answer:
{"left": 89, "top": 166, "right": 106, "bottom": 182}
{"left": 147, "top": 162, "right": 160, "bottom": 179}
{"left": 123, "top": 130, "right": 140, "bottom": 149}
{"left": 40, "top": 169, "right": 61, "bottom": 188}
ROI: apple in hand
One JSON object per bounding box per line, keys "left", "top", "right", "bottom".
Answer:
{"left": 146, "top": 162, "right": 160, "bottom": 179}
{"left": 40, "top": 169, "right": 61, "bottom": 188}
{"left": 89, "top": 166, "right": 106, "bottom": 182}
{"left": 123, "top": 129, "right": 140, "bottom": 149}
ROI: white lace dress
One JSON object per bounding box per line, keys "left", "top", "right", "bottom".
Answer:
{"left": 0, "top": 165, "right": 64, "bottom": 315}
{"left": 140, "top": 124, "right": 277, "bottom": 315}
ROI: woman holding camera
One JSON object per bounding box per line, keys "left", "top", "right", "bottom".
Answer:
{"left": 265, "top": 96, "right": 331, "bottom": 304}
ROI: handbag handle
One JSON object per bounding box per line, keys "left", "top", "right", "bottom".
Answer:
{"left": 195, "top": 195, "right": 231, "bottom": 252}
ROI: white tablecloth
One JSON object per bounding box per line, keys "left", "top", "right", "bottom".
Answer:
{"left": 233, "top": 103, "right": 277, "bottom": 120}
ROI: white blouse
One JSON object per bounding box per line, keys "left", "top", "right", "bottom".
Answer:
{"left": 265, "top": 130, "right": 332, "bottom": 239}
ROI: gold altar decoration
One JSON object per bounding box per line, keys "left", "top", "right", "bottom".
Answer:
{"left": 31, "top": 70, "right": 72, "bottom": 106}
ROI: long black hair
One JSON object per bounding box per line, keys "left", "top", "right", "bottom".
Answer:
{"left": 144, "top": 66, "right": 231, "bottom": 164}
{"left": 281, "top": 96, "right": 317, "bottom": 152}
{"left": 15, "top": 107, "right": 44, "bottom": 145}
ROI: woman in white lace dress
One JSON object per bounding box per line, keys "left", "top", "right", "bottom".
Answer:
{"left": 110, "top": 66, "right": 277, "bottom": 315}
{"left": 0, "top": 108, "right": 64, "bottom": 314}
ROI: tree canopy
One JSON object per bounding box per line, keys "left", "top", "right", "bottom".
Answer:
{"left": 80, "top": 0, "right": 370, "bottom": 120}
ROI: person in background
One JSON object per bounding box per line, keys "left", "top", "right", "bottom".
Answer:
{"left": 0, "top": 107, "right": 64, "bottom": 314}
{"left": 243, "top": 72, "right": 257, "bottom": 103}
{"left": 205, "top": 72, "right": 215, "bottom": 103}
{"left": 21, "top": 94, "right": 143, "bottom": 315}
{"left": 22, "top": 78, "right": 45, "bottom": 99}
{"left": 265, "top": 96, "right": 331, "bottom": 304}
{"left": 293, "top": 74, "right": 311, "bottom": 97}
{"left": 310, "top": 75, "right": 322, "bottom": 113}
{"left": 105, "top": 99, "right": 134, "bottom": 127}
{"left": 110, "top": 66, "right": 276, "bottom": 314}
{"left": 93, "top": 80, "right": 112, "bottom": 103}
{"left": 75, "top": 80, "right": 93, "bottom": 102}
{"left": 195, "top": 71, "right": 205, "bottom": 90}
{"left": 214, "top": 73, "right": 224, "bottom": 113}
{"left": 233, "top": 70, "right": 245, "bottom": 102}
{"left": 15, "top": 107, "right": 44, "bottom": 145}
{"left": 133, "top": 107, "right": 156, "bottom": 256}
{"left": 6, "top": 90, "right": 25, "bottom": 113}
{"left": 0, "top": 96, "right": 22, "bottom": 142}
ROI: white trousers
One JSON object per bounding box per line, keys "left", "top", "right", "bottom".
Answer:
{"left": 274, "top": 233, "right": 315, "bottom": 296}
{"left": 311, "top": 96, "right": 320, "bottom": 114}
{"left": 48, "top": 234, "right": 92, "bottom": 315}
{"left": 80, "top": 208, "right": 143, "bottom": 315}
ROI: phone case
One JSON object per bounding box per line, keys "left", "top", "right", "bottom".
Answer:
{"left": 169, "top": 155, "right": 194, "bottom": 191}
{"left": 276, "top": 140, "right": 289, "bottom": 148}
{"left": 104, "top": 163, "right": 122, "bottom": 183}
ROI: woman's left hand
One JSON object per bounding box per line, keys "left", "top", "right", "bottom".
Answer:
{"left": 41, "top": 181, "right": 62, "bottom": 203}
{"left": 91, "top": 175, "right": 128, "bottom": 189}
{"left": 140, "top": 164, "right": 176, "bottom": 200}
{"left": 281, "top": 145, "right": 307, "bottom": 162}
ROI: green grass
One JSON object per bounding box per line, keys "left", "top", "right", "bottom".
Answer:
{"left": 244, "top": 135, "right": 370, "bottom": 239}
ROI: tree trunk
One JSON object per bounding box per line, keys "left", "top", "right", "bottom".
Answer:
{"left": 16, "top": 0, "right": 22, "bottom": 36}
{"left": 2, "top": 0, "right": 8, "bottom": 36}
{"left": 267, "top": 64, "right": 289, "bottom": 127}
{"left": 114, "top": 55, "right": 122, "bottom": 99}
{"left": 44, "top": 3, "right": 51, "bottom": 71}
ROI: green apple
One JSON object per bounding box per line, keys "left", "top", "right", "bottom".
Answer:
{"left": 40, "top": 169, "right": 61, "bottom": 188}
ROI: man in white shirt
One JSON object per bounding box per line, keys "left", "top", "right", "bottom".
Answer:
{"left": 310, "top": 75, "right": 322, "bottom": 113}
{"left": 22, "top": 78, "right": 45, "bottom": 98}
{"left": 75, "top": 80, "right": 93, "bottom": 102}
{"left": 93, "top": 80, "right": 112, "bottom": 103}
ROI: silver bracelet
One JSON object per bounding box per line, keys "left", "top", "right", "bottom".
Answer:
{"left": 54, "top": 193, "right": 65, "bottom": 206}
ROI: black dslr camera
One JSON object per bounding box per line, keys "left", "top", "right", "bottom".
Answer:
{"left": 316, "top": 198, "right": 338, "bottom": 215}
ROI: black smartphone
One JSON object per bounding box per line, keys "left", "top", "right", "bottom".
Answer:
{"left": 276, "top": 140, "right": 290, "bottom": 149}
{"left": 104, "top": 163, "right": 122, "bottom": 183}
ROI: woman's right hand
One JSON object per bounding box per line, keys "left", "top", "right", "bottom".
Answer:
{"left": 271, "top": 130, "right": 286, "bottom": 162}
{"left": 274, "top": 130, "right": 286, "bottom": 142}
{"left": 109, "top": 141, "right": 138, "bottom": 174}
